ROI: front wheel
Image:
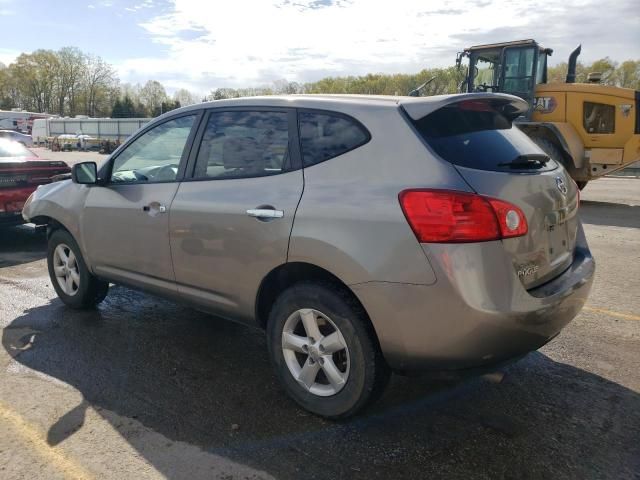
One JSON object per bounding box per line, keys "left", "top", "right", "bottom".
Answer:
{"left": 267, "top": 282, "right": 390, "bottom": 419}
{"left": 47, "top": 229, "right": 109, "bottom": 309}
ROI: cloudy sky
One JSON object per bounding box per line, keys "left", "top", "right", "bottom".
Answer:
{"left": 0, "top": 0, "right": 638, "bottom": 94}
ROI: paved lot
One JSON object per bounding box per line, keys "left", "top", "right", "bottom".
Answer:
{"left": 31, "top": 148, "right": 108, "bottom": 168}
{"left": 0, "top": 177, "right": 638, "bottom": 479}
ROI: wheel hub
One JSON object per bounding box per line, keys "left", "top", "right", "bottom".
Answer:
{"left": 281, "top": 308, "right": 350, "bottom": 397}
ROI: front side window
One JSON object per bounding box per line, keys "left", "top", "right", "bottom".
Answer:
{"left": 193, "top": 111, "right": 289, "bottom": 179}
{"left": 110, "top": 115, "right": 196, "bottom": 183}
{"left": 583, "top": 102, "right": 615, "bottom": 134}
{"left": 298, "top": 112, "right": 369, "bottom": 167}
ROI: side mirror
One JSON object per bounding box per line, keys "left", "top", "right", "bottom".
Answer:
{"left": 71, "top": 161, "right": 98, "bottom": 185}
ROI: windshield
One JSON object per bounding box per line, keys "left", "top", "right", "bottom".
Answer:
{"left": 0, "top": 139, "right": 34, "bottom": 158}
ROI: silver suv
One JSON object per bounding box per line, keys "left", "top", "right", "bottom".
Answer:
{"left": 23, "top": 93, "right": 595, "bottom": 418}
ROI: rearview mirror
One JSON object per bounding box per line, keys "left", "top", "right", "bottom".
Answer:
{"left": 71, "top": 161, "right": 98, "bottom": 185}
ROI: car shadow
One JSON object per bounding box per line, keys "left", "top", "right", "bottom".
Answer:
{"left": 0, "top": 224, "right": 47, "bottom": 268}
{"left": 580, "top": 200, "right": 640, "bottom": 229}
{"left": 3, "top": 290, "right": 639, "bottom": 479}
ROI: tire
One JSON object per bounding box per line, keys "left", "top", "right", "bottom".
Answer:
{"left": 531, "top": 136, "right": 589, "bottom": 191}
{"left": 47, "top": 229, "right": 109, "bottom": 309}
{"left": 267, "top": 282, "right": 390, "bottom": 419}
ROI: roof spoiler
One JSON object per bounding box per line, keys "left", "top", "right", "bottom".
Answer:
{"left": 400, "top": 93, "right": 529, "bottom": 122}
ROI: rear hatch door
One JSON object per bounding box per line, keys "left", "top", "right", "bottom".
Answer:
{"left": 404, "top": 95, "right": 579, "bottom": 289}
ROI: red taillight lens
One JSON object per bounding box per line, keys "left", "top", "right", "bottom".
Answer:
{"left": 486, "top": 197, "right": 528, "bottom": 239}
{"left": 399, "top": 189, "right": 528, "bottom": 243}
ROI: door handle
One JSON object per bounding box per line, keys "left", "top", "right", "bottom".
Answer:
{"left": 143, "top": 203, "right": 167, "bottom": 214}
{"left": 246, "top": 208, "right": 284, "bottom": 219}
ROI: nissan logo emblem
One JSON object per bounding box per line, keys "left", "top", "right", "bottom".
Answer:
{"left": 556, "top": 177, "right": 568, "bottom": 195}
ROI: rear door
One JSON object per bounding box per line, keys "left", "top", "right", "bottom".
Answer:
{"left": 169, "top": 108, "right": 303, "bottom": 322}
{"left": 408, "top": 97, "right": 579, "bottom": 289}
{"left": 500, "top": 46, "right": 537, "bottom": 111}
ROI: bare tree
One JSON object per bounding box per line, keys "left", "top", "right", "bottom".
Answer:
{"left": 55, "top": 47, "right": 85, "bottom": 116}
{"left": 173, "top": 88, "right": 198, "bottom": 106}
{"left": 140, "top": 80, "right": 167, "bottom": 115}
{"left": 82, "top": 54, "right": 118, "bottom": 116}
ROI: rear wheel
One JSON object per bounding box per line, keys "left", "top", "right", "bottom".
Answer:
{"left": 267, "top": 282, "right": 390, "bottom": 419}
{"left": 47, "top": 229, "right": 109, "bottom": 309}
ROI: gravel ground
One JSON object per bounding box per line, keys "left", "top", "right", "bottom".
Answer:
{"left": 0, "top": 176, "right": 638, "bottom": 480}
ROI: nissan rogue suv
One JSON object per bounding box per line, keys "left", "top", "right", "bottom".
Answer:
{"left": 22, "top": 93, "right": 595, "bottom": 418}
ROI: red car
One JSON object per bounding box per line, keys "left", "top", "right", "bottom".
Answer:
{"left": 0, "top": 139, "right": 70, "bottom": 226}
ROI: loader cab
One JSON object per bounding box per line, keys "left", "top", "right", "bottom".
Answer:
{"left": 457, "top": 39, "right": 552, "bottom": 119}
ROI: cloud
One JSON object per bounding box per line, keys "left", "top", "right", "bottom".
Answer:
{"left": 115, "top": 0, "right": 640, "bottom": 93}
{"left": 0, "top": 48, "right": 21, "bottom": 66}
{"left": 0, "top": 0, "right": 14, "bottom": 16}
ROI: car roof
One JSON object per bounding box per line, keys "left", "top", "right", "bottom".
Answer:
{"left": 156, "top": 92, "right": 527, "bottom": 122}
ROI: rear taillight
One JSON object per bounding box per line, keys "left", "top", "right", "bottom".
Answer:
{"left": 399, "top": 189, "right": 528, "bottom": 243}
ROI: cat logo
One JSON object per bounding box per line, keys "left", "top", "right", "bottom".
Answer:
{"left": 533, "top": 96, "right": 557, "bottom": 114}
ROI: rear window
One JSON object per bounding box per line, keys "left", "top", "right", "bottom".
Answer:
{"left": 412, "top": 103, "right": 557, "bottom": 172}
{"left": 583, "top": 102, "right": 615, "bottom": 134}
{"left": 299, "top": 112, "right": 369, "bottom": 167}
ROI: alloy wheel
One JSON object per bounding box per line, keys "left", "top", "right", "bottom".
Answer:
{"left": 52, "top": 243, "right": 80, "bottom": 296}
{"left": 281, "top": 308, "right": 350, "bottom": 396}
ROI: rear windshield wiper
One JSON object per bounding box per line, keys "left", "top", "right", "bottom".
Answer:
{"left": 498, "top": 154, "right": 550, "bottom": 169}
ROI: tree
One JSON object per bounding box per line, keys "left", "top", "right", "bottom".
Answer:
{"left": 159, "top": 99, "right": 180, "bottom": 115}
{"left": 0, "top": 63, "right": 15, "bottom": 109}
{"left": 140, "top": 80, "right": 167, "bottom": 115}
{"left": 82, "top": 54, "right": 118, "bottom": 116}
{"left": 10, "top": 50, "right": 60, "bottom": 112}
{"left": 616, "top": 60, "right": 640, "bottom": 89}
{"left": 588, "top": 57, "right": 617, "bottom": 84}
{"left": 173, "top": 88, "right": 198, "bottom": 106}
{"left": 211, "top": 87, "right": 239, "bottom": 100}
{"left": 55, "top": 47, "right": 85, "bottom": 116}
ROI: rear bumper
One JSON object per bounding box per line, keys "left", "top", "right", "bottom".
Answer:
{"left": 0, "top": 211, "right": 26, "bottom": 225}
{"left": 352, "top": 224, "right": 595, "bottom": 371}
{"left": 0, "top": 186, "right": 36, "bottom": 224}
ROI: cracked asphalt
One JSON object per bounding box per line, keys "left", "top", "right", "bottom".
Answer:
{"left": 0, "top": 176, "right": 638, "bottom": 480}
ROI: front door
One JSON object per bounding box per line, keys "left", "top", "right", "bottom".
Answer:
{"left": 169, "top": 109, "right": 303, "bottom": 322}
{"left": 82, "top": 113, "right": 199, "bottom": 292}
{"left": 500, "top": 46, "right": 537, "bottom": 109}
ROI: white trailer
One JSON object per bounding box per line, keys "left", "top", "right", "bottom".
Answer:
{"left": 49, "top": 117, "right": 152, "bottom": 141}
{"left": 34, "top": 117, "right": 152, "bottom": 145}
{"left": 0, "top": 110, "right": 55, "bottom": 134}
{"left": 31, "top": 118, "right": 49, "bottom": 145}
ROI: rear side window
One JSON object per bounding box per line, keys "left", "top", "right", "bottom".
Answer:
{"left": 583, "top": 102, "right": 615, "bottom": 134}
{"left": 412, "top": 102, "right": 557, "bottom": 172}
{"left": 193, "top": 111, "right": 290, "bottom": 179}
{"left": 299, "top": 112, "right": 369, "bottom": 167}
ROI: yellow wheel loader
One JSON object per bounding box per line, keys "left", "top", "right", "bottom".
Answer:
{"left": 456, "top": 39, "right": 639, "bottom": 189}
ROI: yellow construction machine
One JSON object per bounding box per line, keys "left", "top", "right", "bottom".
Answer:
{"left": 456, "top": 39, "right": 639, "bottom": 188}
